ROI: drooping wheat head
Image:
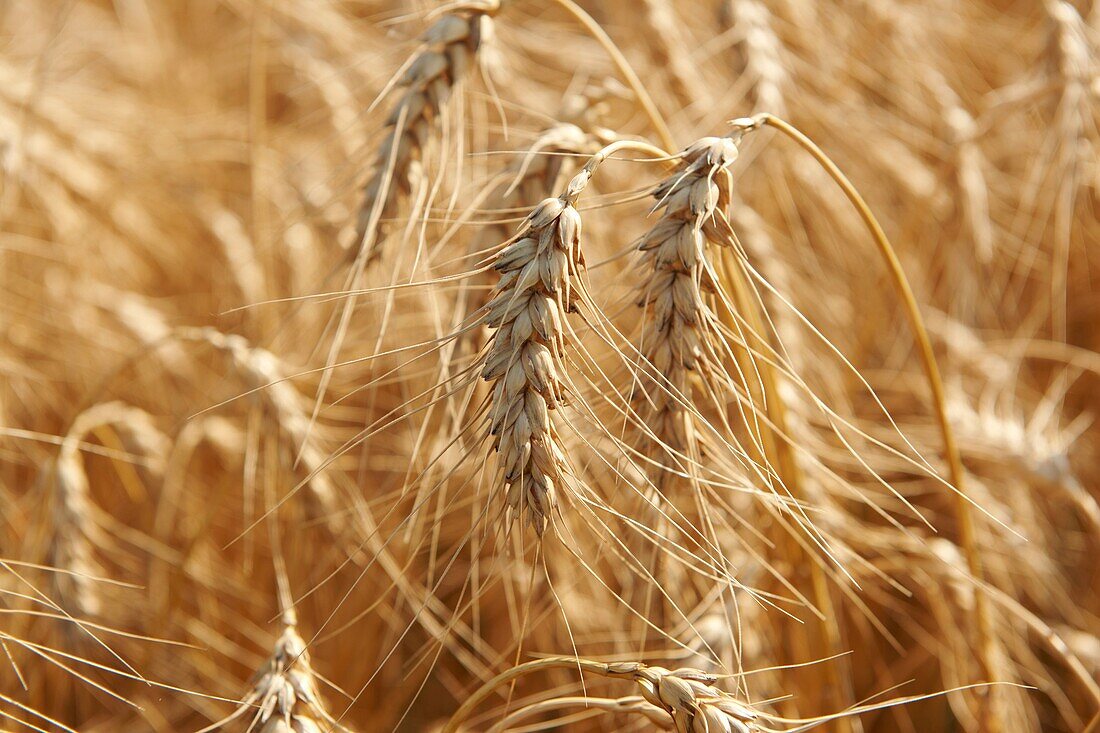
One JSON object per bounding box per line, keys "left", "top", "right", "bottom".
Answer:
{"left": 481, "top": 178, "right": 586, "bottom": 534}
{"left": 635, "top": 135, "right": 738, "bottom": 459}
{"left": 353, "top": 1, "right": 500, "bottom": 263}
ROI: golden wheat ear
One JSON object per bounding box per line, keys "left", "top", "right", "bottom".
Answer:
{"left": 198, "top": 610, "right": 347, "bottom": 733}
{"left": 353, "top": 2, "right": 501, "bottom": 265}
{"left": 49, "top": 402, "right": 169, "bottom": 623}
{"left": 634, "top": 135, "right": 741, "bottom": 461}
{"left": 481, "top": 140, "right": 670, "bottom": 535}
{"left": 441, "top": 657, "right": 762, "bottom": 733}
{"left": 482, "top": 194, "right": 581, "bottom": 535}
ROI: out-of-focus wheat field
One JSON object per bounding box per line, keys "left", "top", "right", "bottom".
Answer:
{"left": 1, "top": 0, "right": 1098, "bottom": 731}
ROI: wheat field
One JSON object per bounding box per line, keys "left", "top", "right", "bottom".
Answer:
{"left": 1, "top": 0, "right": 1099, "bottom": 731}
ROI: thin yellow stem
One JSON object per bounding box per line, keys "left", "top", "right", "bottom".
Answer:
{"left": 751, "top": 113, "right": 1000, "bottom": 731}
{"left": 546, "top": 0, "right": 677, "bottom": 152}
{"left": 578, "top": 139, "right": 673, "bottom": 180}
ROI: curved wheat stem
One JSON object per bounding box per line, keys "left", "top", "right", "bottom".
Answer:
{"left": 737, "top": 113, "right": 1002, "bottom": 731}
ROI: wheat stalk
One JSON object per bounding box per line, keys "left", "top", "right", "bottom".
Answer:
{"left": 734, "top": 113, "right": 1005, "bottom": 731}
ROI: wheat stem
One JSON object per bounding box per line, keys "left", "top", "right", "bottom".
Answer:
{"left": 545, "top": 0, "right": 676, "bottom": 151}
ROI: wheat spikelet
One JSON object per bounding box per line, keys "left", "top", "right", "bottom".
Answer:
{"left": 353, "top": 1, "right": 500, "bottom": 262}
{"left": 457, "top": 113, "right": 612, "bottom": 326}
{"left": 604, "top": 662, "right": 759, "bottom": 733}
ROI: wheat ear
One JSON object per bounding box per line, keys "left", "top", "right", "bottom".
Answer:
{"left": 175, "top": 327, "right": 343, "bottom": 526}
{"left": 443, "top": 657, "right": 760, "bottom": 733}
{"left": 51, "top": 402, "right": 168, "bottom": 619}
{"left": 636, "top": 135, "right": 739, "bottom": 454}
{"left": 198, "top": 610, "right": 344, "bottom": 733}
{"left": 724, "top": 0, "right": 789, "bottom": 115}
{"left": 482, "top": 189, "right": 583, "bottom": 535}
{"left": 639, "top": 0, "right": 709, "bottom": 108}
{"left": 483, "top": 140, "right": 668, "bottom": 534}
{"left": 354, "top": 1, "right": 500, "bottom": 261}
{"left": 172, "top": 327, "right": 494, "bottom": 681}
